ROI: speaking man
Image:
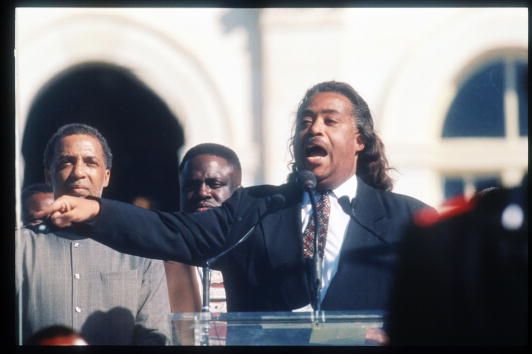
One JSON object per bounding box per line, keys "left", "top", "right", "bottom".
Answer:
{"left": 40, "top": 82, "right": 432, "bottom": 313}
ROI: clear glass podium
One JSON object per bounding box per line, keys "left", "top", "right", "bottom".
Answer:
{"left": 170, "top": 311, "right": 384, "bottom": 346}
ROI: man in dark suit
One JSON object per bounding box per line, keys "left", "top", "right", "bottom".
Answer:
{"left": 41, "top": 81, "right": 431, "bottom": 313}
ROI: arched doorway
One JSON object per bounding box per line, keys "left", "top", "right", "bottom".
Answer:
{"left": 21, "top": 63, "right": 184, "bottom": 211}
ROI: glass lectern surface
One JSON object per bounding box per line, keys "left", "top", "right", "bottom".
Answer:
{"left": 170, "top": 311, "right": 384, "bottom": 346}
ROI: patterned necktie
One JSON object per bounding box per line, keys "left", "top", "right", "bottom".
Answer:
{"left": 302, "top": 192, "right": 331, "bottom": 259}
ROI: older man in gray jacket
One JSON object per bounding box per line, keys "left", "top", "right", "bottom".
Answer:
{"left": 16, "top": 123, "right": 170, "bottom": 345}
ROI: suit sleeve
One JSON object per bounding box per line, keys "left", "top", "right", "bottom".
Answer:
{"left": 84, "top": 189, "right": 244, "bottom": 265}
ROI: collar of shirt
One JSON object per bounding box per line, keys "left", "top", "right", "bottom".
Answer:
{"left": 300, "top": 174, "right": 358, "bottom": 224}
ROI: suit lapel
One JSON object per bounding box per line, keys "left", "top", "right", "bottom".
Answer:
{"left": 334, "top": 178, "right": 392, "bottom": 273}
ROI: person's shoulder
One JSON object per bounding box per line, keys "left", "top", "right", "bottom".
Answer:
{"left": 413, "top": 195, "right": 474, "bottom": 229}
{"left": 20, "top": 226, "right": 37, "bottom": 237}
{"left": 17, "top": 225, "right": 62, "bottom": 252}
{"left": 245, "top": 183, "right": 301, "bottom": 205}
{"left": 19, "top": 224, "right": 54, "bottom": 239}
{"left": 389, "top": 190, "right": 430, "bottom": 209}
{"left": 17, "top": 227, "right": 36, "bottom": 248}
{"left": 243, "top": 184, "right": 282, "bottom": 198}
{"left": 373, "top": 185, "right": 432, "bottom": 213}
{"left": 413, "top": 184, "right": 525, "bottom": 230}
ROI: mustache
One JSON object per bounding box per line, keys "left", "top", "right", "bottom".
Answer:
{"left": 306, "top": 135, "right": 326, "bottom": 145}
{"left": 295, "top": 136, "right": 327, "bottom": 148}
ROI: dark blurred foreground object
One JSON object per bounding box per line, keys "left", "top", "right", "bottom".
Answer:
{"left": 387, "top": 176, "right": 528, "bottom": 345}
{"left": 26, "top": 325, "right": 88, "bottom": 346}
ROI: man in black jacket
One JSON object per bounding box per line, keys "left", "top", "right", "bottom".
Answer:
{"left": 42, "top": 81, "right": 431, "bottom": 313}
{"left": 387, "top": 177, "right": 528, "bottom": 345}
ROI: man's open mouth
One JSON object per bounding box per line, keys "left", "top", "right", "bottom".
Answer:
{"left": 305, "top": 145, "right": 328, "bottom": 158}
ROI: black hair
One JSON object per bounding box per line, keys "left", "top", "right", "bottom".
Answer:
{"left": 180, "top": 143, "right": 242, "bottom": 175}
{"left": 21, "top": 183, "right": 53, "bottom": 202}
{"left": 21, "top": 183, "right": 53, "bottom": 223}
{"left": 43, "top": 123, "right": 113, "bottom": 169}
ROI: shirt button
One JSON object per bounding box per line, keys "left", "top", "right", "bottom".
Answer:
{"left": 73, "top": 242, "right": 80, "bottom": 247}
{"left": 75, "top": 306, "right": 82, "bottom": 313}
{"left": 74, "top": 273, "right": 81, "bottom": 279}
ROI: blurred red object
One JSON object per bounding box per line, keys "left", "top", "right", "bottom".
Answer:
{"left": 38, "top": 334, "right": 87, "bottom": 346}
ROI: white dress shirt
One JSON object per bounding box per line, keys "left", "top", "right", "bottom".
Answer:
{"left": 294, "top": 174, "right": 358, "bottom": 311}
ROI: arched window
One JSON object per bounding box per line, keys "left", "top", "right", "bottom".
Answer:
{"left": 440, "top": 54, "right": 527, "bottom": 200}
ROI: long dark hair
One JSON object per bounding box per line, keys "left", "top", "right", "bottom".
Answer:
{"left": 289, "top": 81, "right": 393, "bottom": 191}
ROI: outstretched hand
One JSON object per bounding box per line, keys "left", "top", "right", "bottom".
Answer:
{"left": 34, "top": 195, "right": 101, "bottom": 228}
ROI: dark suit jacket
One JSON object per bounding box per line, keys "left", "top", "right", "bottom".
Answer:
{"left": 86, "top": 177, "right": 429, "bottom": 312}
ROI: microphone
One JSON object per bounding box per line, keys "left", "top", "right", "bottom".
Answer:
{"left": 338, "top": 196, "right": 389, "bottom": 245}
{"left": 200, "top": 193, "right": 286, "bottom": 312}
{"left": 297, "top": 169, "right": 317, "bottom": 190}
{"left": 296, "top": 170, "right": 322, "bottom": 313}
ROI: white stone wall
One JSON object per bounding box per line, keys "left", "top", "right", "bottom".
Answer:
{"left": 15, "top": 8, "right": 256, "bottom": 184}
{"left": 15, "top": 7, "right": 528, "bottom": 208}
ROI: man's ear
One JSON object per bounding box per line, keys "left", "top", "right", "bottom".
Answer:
{"left": 103, "top": 169, "right": 111, "bottom": 188}
{"left": 354, "top": 133, "right": 365, "bottom": 154}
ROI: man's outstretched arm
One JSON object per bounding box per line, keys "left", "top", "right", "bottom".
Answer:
{"left": 36, "top": 192, "right": 244, "bottom": 265}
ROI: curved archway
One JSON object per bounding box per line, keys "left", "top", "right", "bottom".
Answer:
{"left": 22, "top": 63, "right": 184, "bottom": 210}
{"left": 17, "top": 11, "right": 235, "bottom": 171}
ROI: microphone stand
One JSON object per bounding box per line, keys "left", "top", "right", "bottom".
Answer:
{"left": 199, "top": 219, "right": 261, "bottom": 316}
{"left": 198, "top": 212, "right": 251, "bottom": 346}
{"left": 201, "top": 265, "right": 211, "bottom": 313}
{"left": 197, "top": 194, "right": 285, "bottom": 345}
{"left": 199, "top": 265, "right": 212, "bottom": 346}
